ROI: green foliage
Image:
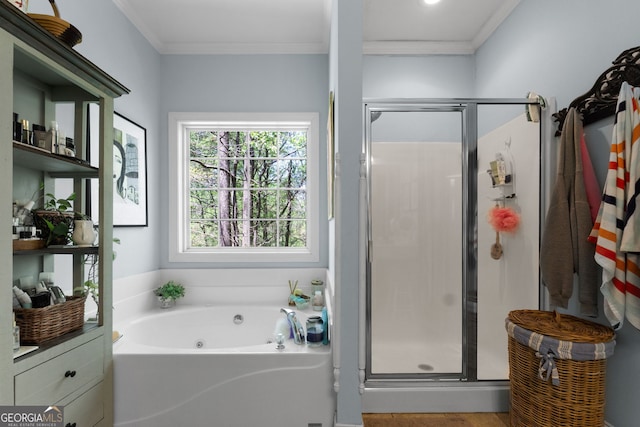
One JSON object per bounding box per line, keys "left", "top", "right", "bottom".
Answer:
{"left": 188, "top": 129, "right": 308, "bottom": 248}
{"left": 43, "top": 191, "right": 76, "bottom": 212}
{"left": 154, "top": 280, "right": 186, "bottom": 301}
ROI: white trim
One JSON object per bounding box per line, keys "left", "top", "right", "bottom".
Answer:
{"left": 362, "top": 385, "right": 509, "bottom": 413}
{"left": 168, "top": 112, "right": 320, "bottom": 263}
{"left": 160, "top": 42, "right": 329, "bottom": 55}
{"left": 112, "top": 0, "right": 165, "bottom": 53}
{"left": 363, "top": 40, "right": 475, "bottom": 56}
{"left": 471, "top": 0, "right": 521, "bottom": 51}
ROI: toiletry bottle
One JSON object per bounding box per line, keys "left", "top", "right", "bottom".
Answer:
{"left": 306, "top": 316, "right": 324, "bottom": 347}
{"left": 13, "top": 113, "right": 21, "bottom": 141}
{"left": 12, "top": 313, "right": 20, "bottom": 352}
{"left": 21, "top": 119, "right": 30, "bottom": 145}
{"left": 311, "top": 279, "right": 324, "bottom": 311}
{"left": 312, "top": 290, "right": 324, "bottom": 311}
{"left": 48, "top": 121, "right": 58, "bottom": 153}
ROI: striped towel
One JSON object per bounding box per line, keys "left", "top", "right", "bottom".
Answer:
{"left": 588, "top": 81, "right": 640, "bottom": 330}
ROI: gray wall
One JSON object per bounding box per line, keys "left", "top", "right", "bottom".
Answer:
{"left": 363, "top": 55, "right": 475, "bottom": 99}
{"left": 28, "top": 0, "right": 162, "bottom": 279}
{"left": 158, "top": 54, "right": 329, "bottom": 268}
{"left": 476, "top": 2, "right": 640, "bottom": 426}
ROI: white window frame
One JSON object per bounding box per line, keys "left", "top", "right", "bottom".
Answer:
{"left": 168, "top": 112, "right": 319, "bottom": 263}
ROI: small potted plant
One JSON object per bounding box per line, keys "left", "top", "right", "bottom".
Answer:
{"left": 154, "top": 280, "right": 186, "bottom": 309}
{"left": 32, "top": 190, "right": 76, "bottom": 246}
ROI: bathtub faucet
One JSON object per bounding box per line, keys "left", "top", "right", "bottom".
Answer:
{"left": 280, "top": 308, "right": 305, "bottom": 345}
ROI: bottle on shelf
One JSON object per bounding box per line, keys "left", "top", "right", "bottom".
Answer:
{"left": 12, "top": 312, "right": 20, "bottom": 352}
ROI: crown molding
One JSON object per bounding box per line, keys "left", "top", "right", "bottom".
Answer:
{"left": 471, "top": 0, "right": 520, "bottom": 50}
{"left": 158, "top": 42, "right": 329, "bottom": 55}
{"left": 363, "top": 41, "right": 475, "bottom": 55}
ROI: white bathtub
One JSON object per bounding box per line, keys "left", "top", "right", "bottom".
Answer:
{"left": 113, "top": 305, "right": 334, "bottom": 427}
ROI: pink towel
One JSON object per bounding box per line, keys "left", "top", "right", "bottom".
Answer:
{"left": 580, "top": 133, "right": 601, "bottom": 223}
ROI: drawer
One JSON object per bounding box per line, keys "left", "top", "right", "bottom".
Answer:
{"left": 15, "top": 337, "right": 104, "bottom": 405}
{"left": 63, "top": 381, "right": 104, "bottom": 427}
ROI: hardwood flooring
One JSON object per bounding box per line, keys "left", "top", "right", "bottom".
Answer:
{"left": 362, "top": 412, "right": 510, "bottom": 427}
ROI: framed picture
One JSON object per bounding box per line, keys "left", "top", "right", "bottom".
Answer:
{"left": 88, "top": 105, "right": 148, "bottom": 227}
{"left": 327, "top": 91, "right": 335, "bottom": 220}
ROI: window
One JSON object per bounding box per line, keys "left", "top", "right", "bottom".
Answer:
{"left": 169, "top": 112, "right": 319, "bottom": 263}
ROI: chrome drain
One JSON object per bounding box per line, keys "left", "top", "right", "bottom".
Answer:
{"left": 418, "top": 363, "right": 434, "bottom": 371}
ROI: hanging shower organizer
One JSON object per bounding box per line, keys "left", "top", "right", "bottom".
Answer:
{"left": 487, "top": 139, "right": 520, "bottom": 260}
{"left": 487, "top": 138, "right": 516, "bottom": 202}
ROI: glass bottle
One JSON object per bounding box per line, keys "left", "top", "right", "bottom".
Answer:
{"left": 311, "top": 279, "right": 324, "bottom": 311}
{"left": 306, "top": 316, "right": 324, "bottom": 347}
{"left": 13, "top": 313, "right": 20, "bottom": 352}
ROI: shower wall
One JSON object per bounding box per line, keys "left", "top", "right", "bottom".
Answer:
{"left": 476, "top": 111, "right": 541, "bottom": 379}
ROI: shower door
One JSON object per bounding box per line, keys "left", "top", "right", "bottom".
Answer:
{"left": 365, "top": 101, "right": 541, "bottom": 383}
{"left": 366, "top": 106, "right": 468, "bottom": 379}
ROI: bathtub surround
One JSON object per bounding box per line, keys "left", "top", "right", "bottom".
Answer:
{"left": 112, "top": 268, "right": 334, "bottom": 426}
{"left": 114, "top": 305, "right": 333, "bottom": 426}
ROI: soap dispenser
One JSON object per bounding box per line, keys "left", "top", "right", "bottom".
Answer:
{"left": 12, "top": 312, "right": 20, "bottom": 352}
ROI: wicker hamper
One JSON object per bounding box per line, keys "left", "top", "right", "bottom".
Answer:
{"left": 14, "top": 296, "right": 86, "bottom": 344}
{"left": 505, "top": 310, "right": 615, "bottom": 427}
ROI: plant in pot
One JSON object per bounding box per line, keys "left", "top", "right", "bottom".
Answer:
{"left": 154, "top": 281, "right": 186, "bottom": 309}
{"left": 33, "top": 191, "right": 76, "bottom": 246}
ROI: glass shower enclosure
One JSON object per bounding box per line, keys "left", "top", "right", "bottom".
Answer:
{"left": 364, "top": 100, "right": 542, "bottom": 384}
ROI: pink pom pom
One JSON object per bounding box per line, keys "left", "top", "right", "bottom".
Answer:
{"left": 488, "top": 206, "right": 520, "bottom": 233}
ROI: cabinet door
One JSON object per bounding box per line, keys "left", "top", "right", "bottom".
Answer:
{"left": 14, "top": 338, "right": 103, "bottom": 404}
{"left": 63, "top": 381, "right": 104, "bottom": 427}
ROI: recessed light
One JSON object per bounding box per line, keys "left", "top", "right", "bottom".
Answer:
{"left": 423, "top": 0, "right": 441, "bottom": 5}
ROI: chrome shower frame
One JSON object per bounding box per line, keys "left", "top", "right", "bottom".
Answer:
{"left": 362, "top": 98, "right": 544, "bottom": 388}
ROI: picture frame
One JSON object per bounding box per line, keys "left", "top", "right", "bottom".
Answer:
{"left": 88, "top": 105, "right": 148, "bottom": 227}
{"left": 327, "top": 91, "right": 335, "bottom": 220}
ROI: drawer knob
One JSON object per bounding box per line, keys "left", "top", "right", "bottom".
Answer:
{"left": 64, "top": 370, "right": 76, "bottom": 378}
{"left": 65, "top": 423, "right": 77, "bottom": 427}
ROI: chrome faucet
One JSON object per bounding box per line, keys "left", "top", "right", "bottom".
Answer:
{"left": 280, "top": 308, "right": 305, "bottom": 345}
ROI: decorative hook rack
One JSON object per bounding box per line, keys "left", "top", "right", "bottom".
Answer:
{"left": 553, "top": 45, "right": 640, "bottom": 136}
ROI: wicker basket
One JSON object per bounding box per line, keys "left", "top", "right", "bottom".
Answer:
{"left": 505, "top": 310, "right": 616, "bottom": 427}
{"left": 28, "top": 0, "right": 82, "bottom": 47}
{"left": 14, "top": 296, "right": 86, "bottom": 344}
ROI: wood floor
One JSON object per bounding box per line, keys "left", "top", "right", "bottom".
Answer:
{"left": 362, "top": 413, "right": 510, "bottom": 427}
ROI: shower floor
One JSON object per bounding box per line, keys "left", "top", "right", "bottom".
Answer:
{"left": 371, "top": 340, "right": 462, "bottom": 375}
{"left": 371, "top": 340, "right": 508, "bottom": 379}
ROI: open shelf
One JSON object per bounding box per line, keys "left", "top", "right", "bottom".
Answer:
{"left": 13, "top": 245, "right": 99, "bottom": 256}
{"left": 13, "top": 141, "right": 97, "bottom": 178}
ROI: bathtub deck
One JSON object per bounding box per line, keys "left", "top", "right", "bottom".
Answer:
{"left": 362, "top": 412, "right": 510, "bottom": 426}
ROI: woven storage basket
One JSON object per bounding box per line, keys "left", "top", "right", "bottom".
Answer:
{"left": 27, "top": 0, "right": 82, "bottom": 47}
{"left": 505, "top": 310, "right": 615, "bottom": 427}
{"left": 14, "top": 296, "right": 86, "bottom": 344}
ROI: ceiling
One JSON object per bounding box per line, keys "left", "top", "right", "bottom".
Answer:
{"left": 112, "top": 0, "right": 520, "bottom": 55}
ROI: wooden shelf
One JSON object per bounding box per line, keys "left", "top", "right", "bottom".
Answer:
{"left": 13, "top": 141, "right": 98, "bottom": 178}
{"left": 13, "top": 245, "right": 99, "bottom": 256}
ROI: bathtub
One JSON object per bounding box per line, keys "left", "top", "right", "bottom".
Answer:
{"left": 113, "top": 305, "right": 335, "bottom": 427}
